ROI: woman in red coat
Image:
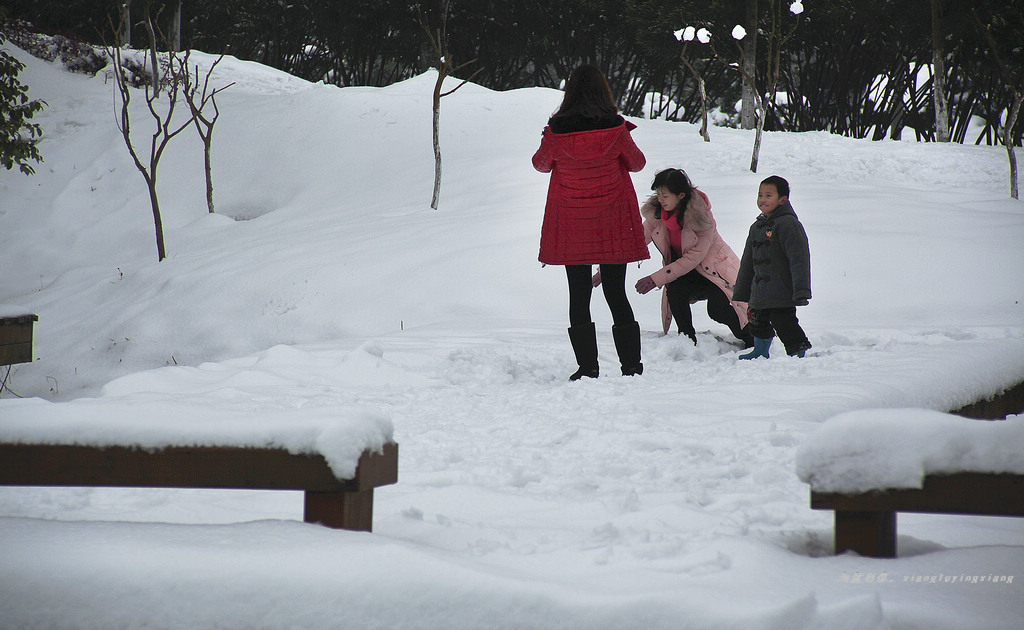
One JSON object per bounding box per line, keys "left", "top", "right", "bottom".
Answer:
{"left": 532, "top": 65, "right": 649, "bottom": 381}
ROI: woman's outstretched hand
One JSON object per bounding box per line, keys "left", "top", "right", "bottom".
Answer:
{"left": 635, "top": 276, "right": 657, "bottom": 294}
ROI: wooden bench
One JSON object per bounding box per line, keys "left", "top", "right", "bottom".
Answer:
{"left": 0, "top": 314, "right": 37, "bottom": 367}
{"left": 1, "top": 314, "right": 38, "bottom": 396}
{"left": 811, "top": 471, "right": 1024, "bottom": 557}
{"left": 806, "top": 383, "right": 1024, "bottom": 558}
{"left": 0, "top": 441, "right": 398, "bottom": 532}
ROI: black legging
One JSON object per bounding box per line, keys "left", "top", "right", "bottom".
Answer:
{"left": 665, "top": 268, "right": 746, "bottom": 340}
{"left": 566, "top": 264, "right": 635, "bottom": 327}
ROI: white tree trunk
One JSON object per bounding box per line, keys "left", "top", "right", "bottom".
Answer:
{"left": 931, "top": 0, "right": 950, "bottom": 142}
{"left": 740, "top": 0, "right": 758, "bottom": 129}
{"left": 142, "top": 2, "right": 161, "bottom": 96}
{"left": 681, "top": 54, "right": 710, "bottom": 142}
{"left": 169, "top": 0, "right": 182, "bottom": 53}
{"left": 697, "top": 77, "right": 711, "bottom": 142}
{"left": 119, "top": 0, "right": 132, "bottom": 47}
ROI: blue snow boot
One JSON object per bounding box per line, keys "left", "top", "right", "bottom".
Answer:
{"left": 738, "top": 337, "right": 772, "bottom": 360}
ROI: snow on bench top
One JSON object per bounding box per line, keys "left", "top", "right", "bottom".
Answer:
{"left": 0, "top": 308, "right": 36, "bottom": 320}
{"left": 0, "top": 395, "right": 393, "bottom": 480}
{"left": 796, "top": 408, "right": 1024, "bottom": 494}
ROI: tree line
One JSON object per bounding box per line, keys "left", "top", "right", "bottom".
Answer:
{"left": 4, "top": 0, "right": 1023, "bottom": 147}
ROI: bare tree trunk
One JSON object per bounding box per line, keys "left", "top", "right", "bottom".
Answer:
{"left": 971, "top": 7, "right": 1021, "bottom": 199}
{"left": 169, "top": 0, "right": 182, "bottom": 53}
{"left": 749, "top": 0, "right": 799, "bottom": 172}
{"left": 204, "top": 142, "right": 216, "bottom": 211}
{"left": 710, "top": 38, "right": 765, "bottom": 171}
{"left": 418, "top": 0, "right": 443, "bottom": 73}
{"left": 741, "top": 0, "right": 758, "bottom": 129}
{"left": 175, "top": 52, "right": 233, "bottom": 213}
{"left": 420, "top": 0, "right": 481, "bottom": 210}
{"left": 142, "top": 0, "right": 161, "bottom": 96}
{"left": 109, "top": 5, "right": 195, "bottom": 261}
{"left": 681, "top": 53, "right": 710, "bottom": 142}
{"left": 931, "top": 0, "right": 950, "bottom": 142}
{"left": 1005, "top": 94, "right": 1021, "bottom": 199}
{"left": 146, "top": 172, "right": 167, "bottom": 260}
{"left": 750, "top": 109, "right": 764, "bottom": 172}
{"left": 696, "top": 77, "right": 710, "bottom": 142}
{"left": 431, "top": 72, "right": 443, "bottom": 209}
{"left": 119, "top": 0, "right": 132, "bottom": 47}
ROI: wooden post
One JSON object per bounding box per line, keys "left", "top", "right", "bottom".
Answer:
{"left": 303, "top": 443, "right": 399, "bottom": 531}
{"left": 835, "top": 510, "right": 896, "bottom": 558}
{"left": 305, "top": 489, "right": 375, "bottom": 531}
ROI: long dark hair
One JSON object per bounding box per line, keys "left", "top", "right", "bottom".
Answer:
{"left": 552, "top": 65, "right": 618, "bottom": 119}
{"left": 651, "top": 168, "right": 693, "bottom": 228}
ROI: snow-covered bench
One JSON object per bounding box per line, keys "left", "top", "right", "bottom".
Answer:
{"left": 797, "top": 408, "right": 1024, "bottom": 558}
{"left": 0, "top": 442, "right": 397, "bottom": 531}
{"left": 0, "top": 396, "right": 397, "bottom": 531}
{"left": 950, "top": 380, "right": 1024, "bottom": 419}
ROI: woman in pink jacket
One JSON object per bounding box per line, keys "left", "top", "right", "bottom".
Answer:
{"left": 533, "top": 65, "right": 649, "bottom": 381}
{"left": 634, "top": 168, "right": 753, "bottom": 347}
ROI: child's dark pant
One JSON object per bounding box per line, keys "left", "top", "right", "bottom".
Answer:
{"left": 748, "top": 307, "right": 811, "bottom": 356}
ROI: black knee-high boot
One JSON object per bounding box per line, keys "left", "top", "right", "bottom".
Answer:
{"left": 567, "top": 323, "right": 599, "bottom": 380}
{"left": 612, "top": 321, "right": 643, "bottom": 376}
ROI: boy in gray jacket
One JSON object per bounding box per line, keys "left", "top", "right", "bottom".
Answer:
{"left": 733, "top": 175, "right": 812, "bottom": 359}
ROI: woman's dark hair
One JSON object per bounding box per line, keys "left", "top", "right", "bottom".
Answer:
{"left": 651, "top": 168, "right": 693, "bottom": 227}
{"left": 552, "top": 65, "right": 618, "bottom": 119}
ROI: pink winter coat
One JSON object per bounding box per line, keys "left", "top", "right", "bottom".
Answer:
{"left": 533, "top": 122, "right": 650, "bottom": 265}
{"left": 641, "top": 189, "right": 749, "bottom": 334}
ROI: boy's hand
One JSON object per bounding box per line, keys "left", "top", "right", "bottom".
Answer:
{"left": 635, "top": 276, "right": 657, "bottom": 294}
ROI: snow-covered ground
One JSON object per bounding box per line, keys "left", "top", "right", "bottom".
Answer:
{"left": 1, "top": 44, "right": 1022, "bottom": 629}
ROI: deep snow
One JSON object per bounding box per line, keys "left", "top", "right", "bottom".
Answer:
{"left": 1, "top": 43, "right": 1023, "bottom": 629}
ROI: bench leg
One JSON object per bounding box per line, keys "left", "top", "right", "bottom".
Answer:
{"left": 835, "top": 510, "right": 896, "bottom": 558}
{"left": 304, "top": 489, "right": 375, "bottom": 532}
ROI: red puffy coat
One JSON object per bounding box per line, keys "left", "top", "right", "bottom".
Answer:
{"left": 533, "top": 121, "right": 650, "bottom": 265}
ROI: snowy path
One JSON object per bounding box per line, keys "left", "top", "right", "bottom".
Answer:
{"left": 3, "top": 323, "right": 1022, "bottom": 628}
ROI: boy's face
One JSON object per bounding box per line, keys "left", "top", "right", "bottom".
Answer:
{"left": 757, "top": 184, "right": 788, "bottom": 215}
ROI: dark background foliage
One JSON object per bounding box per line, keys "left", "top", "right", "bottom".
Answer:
{"left": 2, "top": 0, "right": 1021, "bottom": 146}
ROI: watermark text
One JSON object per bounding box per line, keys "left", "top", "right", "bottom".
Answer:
{"left": 839, "top": 572, "right": 1015, "bottom": 585}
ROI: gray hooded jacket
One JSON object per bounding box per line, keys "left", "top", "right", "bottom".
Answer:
{"left": 733, "top": 201, "right": 811, "bottom": 309}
